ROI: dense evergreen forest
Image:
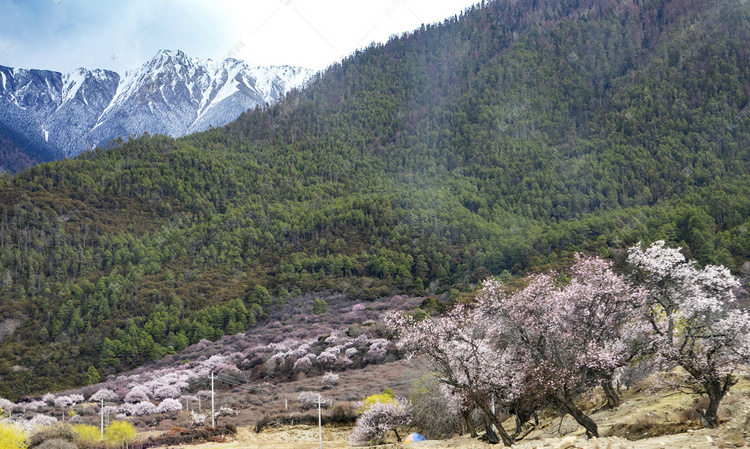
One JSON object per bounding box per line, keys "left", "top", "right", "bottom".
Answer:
{"left": 0, "top": 129, "right": 39, "bottom": 173}
{"left": 0, "top": 0, "right": 749, "bottom": 396}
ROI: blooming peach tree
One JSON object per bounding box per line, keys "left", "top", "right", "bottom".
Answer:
{"left": 349, "top": 397, "right": 411, "bottom": 446}
{"left": 628, "top": 241, "right": 750, "bottom": 428}
{"left": 389, "top": 254, "right": 644, "bottom": 444}
{"left": 388, "top": 300, "right": 524, "bottom": 446}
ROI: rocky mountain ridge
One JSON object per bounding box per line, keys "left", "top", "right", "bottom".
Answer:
{"left": 0, "top": 50, "right": 314, "bottom": 165}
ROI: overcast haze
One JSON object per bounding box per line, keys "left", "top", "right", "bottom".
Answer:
{"left": 0, "top": 0, "right": 481, "bottom": 74}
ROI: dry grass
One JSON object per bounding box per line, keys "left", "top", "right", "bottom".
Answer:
{"left": 606, "top": 414, "right": 693, "bottom": 440}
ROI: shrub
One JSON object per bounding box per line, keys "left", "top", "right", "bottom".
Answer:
{"left": 312, "top": 299, "right": 328, "bottom": 315}
{"left": 27, "top": 423, "right": 78, "bottom": 449}
{"left": 191, "top": 412, "right": 207, "bottom": 427}
{"left": 331, "top": 402, "right": 357, "bottom": 423}
{"left": 0, "top": 398, "right": 16, "bottom": 414}
{"left": 359, "top": 390, "right": 395, "bottom": 414}
{"left": 293, "top": 355, "right": 314, "bottom": 372}
{"left": 103, "top": 421, "right": 136, "bottom": 448}
{"left": 72, "top": 424, "right": 101, "bottom": 446}
{"left": 322, "top": 372, "right": 339, "bottom": 386}
{"left": 409, "top": 374, "right": 462, "bottom": 439}
{"left": 0, "top": 420, "right": 27, "bottom": 449}
{"left": 36, "top": 440, "right": 76, "bottom": 449}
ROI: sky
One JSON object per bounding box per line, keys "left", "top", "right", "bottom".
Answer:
{"left": 0, "top": 0, "right": 480, "bottom": 74}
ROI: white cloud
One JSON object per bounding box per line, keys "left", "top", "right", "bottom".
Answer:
{"left": 0, "top": 0, "right": 480, "bottom": 74}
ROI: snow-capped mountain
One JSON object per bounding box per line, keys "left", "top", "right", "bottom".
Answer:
{"left": 0, "top": 50, "right": 314, "bottom": 162}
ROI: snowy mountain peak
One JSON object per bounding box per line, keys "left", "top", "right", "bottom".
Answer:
{"left": 0, "top": 50, "right": 315, "bottom": 161}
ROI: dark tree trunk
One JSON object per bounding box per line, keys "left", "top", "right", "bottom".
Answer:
{"left": 463, "top": 411, "right": 478, "bottom": 438}
{"left": 483, "top": 420, "right": 500, "bottom": 445}
{"left": 685, "top": 368, "right": 736, "bottom": 429}
{"left": 602, "top": 381, "right": 621, "bottom": 408}
{"left": 512, "top": 405, "right": 538, "bottom": 436}
{"left": 476, "top": 403, "right": 514, "bottom": 446}
{"left": 701, "top": 375, "right": 733, "bottom": 429}
{"left": 393, "top": 428, "right": 401, "bottom": 442}
{"left": 556, "top": 394, "right": 599, "bottom": 438}
{"left": 514, "top": 414, "right": 522, "bottom": 436}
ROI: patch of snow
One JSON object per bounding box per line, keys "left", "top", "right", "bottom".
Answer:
{"left": 62, "top": 68, "right": 87, "bottom": 103}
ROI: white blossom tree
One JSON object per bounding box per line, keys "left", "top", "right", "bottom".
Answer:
{"left": 388, "top": 303, "right": 523, "bottom": 446}
{"left": 349, "top": 397, "right": 412, "bottom": 446}
{"left": 90, "top": 389, "right": 118, "bottom": 403}
{"left": 628, "top": 241, "right": 750, "bottom": 427}
{"left": 155, "top": 398, "right": 183, "bottom": 414}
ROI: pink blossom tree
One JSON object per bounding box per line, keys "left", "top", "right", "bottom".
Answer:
{"left": 349, "top": 397, "right": 412, "bottom": 446}
{"left": 131, "top": 401, "right": 157, "bottom": 416}
{"left": 390, "top": 254, "right": 643, "bottom": 443}
{"left": 628, "top": 241, "right": 750, "bottom": 427}
{"left": 155, "top": 398, "right": 183, "bottom": 414}
{"left": 153, "top": 385, "right": 182, "bottom": 400}
{"left": 388, "top": 303, "right": 522, "bottom": 446}
{"left": 124, "top": 386, "right": 150, "bottom": 404}
{"left": 477, "top": 255, "right": 644, "bottom": 438}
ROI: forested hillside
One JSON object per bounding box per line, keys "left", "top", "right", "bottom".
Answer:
{"left": 0, "top": 0, "right": 749, "bottom": 396}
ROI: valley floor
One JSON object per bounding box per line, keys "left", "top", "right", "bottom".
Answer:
{"left": 136, "top": 370, "right": 750, "bottom": 449}
{"left": 176, "top": 424, "right": 738, "bottom": 449}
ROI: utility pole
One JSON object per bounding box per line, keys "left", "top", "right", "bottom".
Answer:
{"left": 100, "top": 399, "right": 104, "bottom": 440}
{"left": 211, "top": 371, "right": 215, "bottom": 428}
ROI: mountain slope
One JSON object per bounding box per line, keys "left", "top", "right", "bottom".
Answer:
{"left": 0, "top": 50, "right": 314, "bottom": 164}
{"left": 0, "top": 0, "right": 749, "bottom": 396}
